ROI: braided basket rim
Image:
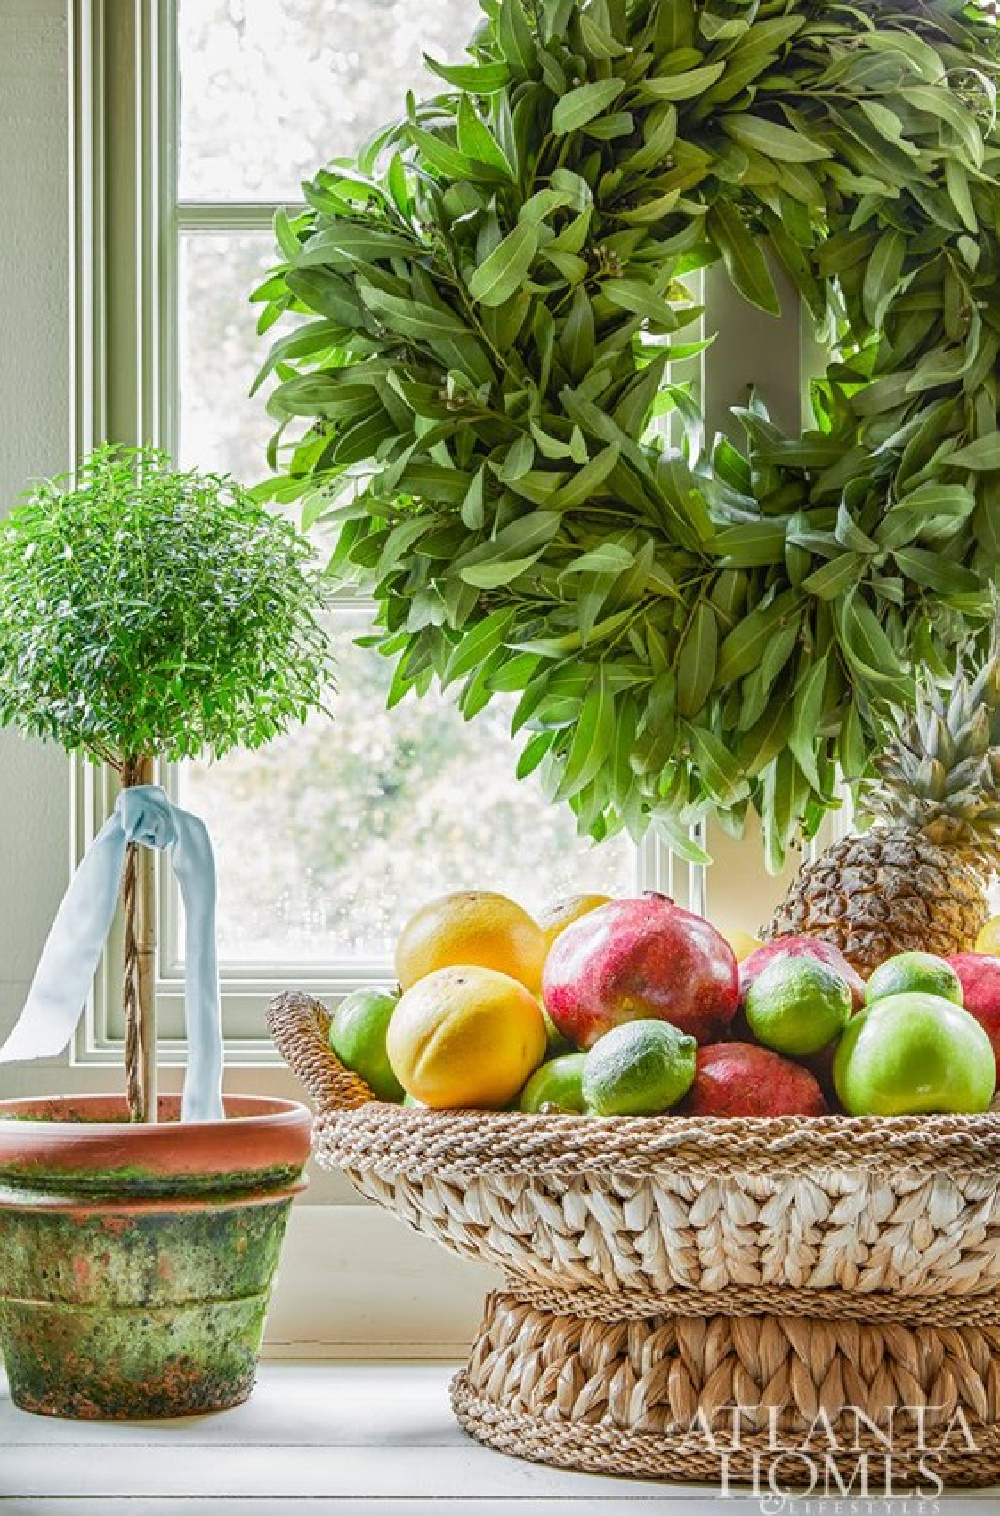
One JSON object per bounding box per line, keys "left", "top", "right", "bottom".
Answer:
{"left": 268, "top": 989, "right": 1000, "bottom": 1179}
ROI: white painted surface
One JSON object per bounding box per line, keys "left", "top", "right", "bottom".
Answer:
{"left": 1, "top": 1362, "right": 998, "bottom": 1514}
{"left": 0, "top": 1, "right": 75, "bottom": 1066}
{"left": 263, "top": 1204, "right": 498, "bottom": 1357}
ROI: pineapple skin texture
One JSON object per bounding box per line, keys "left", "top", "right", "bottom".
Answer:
{"left": 764, "top": 828, "right": 989, "bottom": 978}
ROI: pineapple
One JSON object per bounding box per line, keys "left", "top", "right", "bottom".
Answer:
{"left": 764, "top": 638, "right": 1000, "bottom": 976}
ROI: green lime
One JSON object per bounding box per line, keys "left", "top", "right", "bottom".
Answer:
{"left": 746, "top": 956, "right": 852, "bottom": 1057}
{"left": 329, "top": 987, "right": 404, "bottom": 1102}
{"left": 519, "top": 1053, "right": 587, "bottom": 1113}
{"left": 582, "top": 1020, "right": 697, "bottom": 1117}
{"left": 865, "top": 952, "right": 963, "bottom": 1008}
{"left": 834, "top": 991, "right": 996, "bottom": 1116}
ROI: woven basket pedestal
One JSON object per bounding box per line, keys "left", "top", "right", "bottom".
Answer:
{"left": 452, "top": 1288, "right": 1000, "bottom": 1486}
{"left": 268, "top": 992, "right": 1000, "bottom": 1489}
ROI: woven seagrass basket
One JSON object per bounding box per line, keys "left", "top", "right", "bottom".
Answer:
{"left": 269, "top": 990, "right": 1000, "bottom": 1488}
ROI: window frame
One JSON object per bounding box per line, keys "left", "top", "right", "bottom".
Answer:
{"left": 74, "top": 0, "right": 661, "bottom": 1064}
{"left": 73, "top": 0, "right": 838, "bottom": 1071}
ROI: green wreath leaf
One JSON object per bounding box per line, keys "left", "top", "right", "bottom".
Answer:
{"left": 424, "top": 57, "right": 512, "bottom": 92}
{"left": 949, "top": 433, "right": 1000, "bottom": 471}
{"left": 640, "top": 62, "right": 724, "bottom": 100}
{"left": 552, "top": 79, "right": 626, "bottom": 134}
{"left": 556, "top": 667, "right": 615, "bottom": 800}
{"left": 468, "top": 222, "right": 539, "bottom": 305}
{"left": 707, "top": 201, "right": 780, "bottom": 315}
{"left": 723, "top": 114, "right": 831, "bottom": 164}
{"left": 676, "top": 601, "right": 717, "bottom": 718}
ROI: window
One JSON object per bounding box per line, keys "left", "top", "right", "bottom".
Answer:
{"left": 177, "top": 0, "right": 649, "bottom": 1002}
{"left": 79, "top": 0, "right": 651, "bottom": 1057}
{"left": 180, "top": 607, "right": 637, "bottom": 969}
{"left": 78, "top": 0, "right": 822, "bottom": 1060}
{"left": 57, "top": 0, "right": 853, "bottom": 1350}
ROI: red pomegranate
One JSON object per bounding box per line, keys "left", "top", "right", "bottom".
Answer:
{"left": 679, "top": 1042, "right": 827, "bottom": 1118}
{"left": 542, "top": 893, "right": 738, "bottom": 1050}
{"left": 946, "top": 953, "right": 1000, "bottom": 1075}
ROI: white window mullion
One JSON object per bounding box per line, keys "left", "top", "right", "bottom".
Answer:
{"left": 176, "top": 203, "right": 289, "bottom": 232}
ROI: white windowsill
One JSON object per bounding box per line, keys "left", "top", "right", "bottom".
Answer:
{"left": 0, "top": 1361, "right": 687, "bottom": 1511}
{"left": 2, "top": 1361, "right": 998, "bottom": 1513}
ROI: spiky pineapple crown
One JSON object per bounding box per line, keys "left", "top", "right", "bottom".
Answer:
{"left": 861, "top": 627, "right": 1000, "bottom": 858}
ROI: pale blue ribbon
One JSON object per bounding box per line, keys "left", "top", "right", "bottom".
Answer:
{"left": 0, "top": 784, "right": 224, "bottom": 1123}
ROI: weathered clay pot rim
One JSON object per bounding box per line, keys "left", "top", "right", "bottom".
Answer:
{"left": 0, "top": 1094, "right": 312, "bottom": 1189}
{"left": 0, "top": 1092, "right": 309, "bottom": 1131}
{"left": 0, "top": 1177, "right": 308, "bottom": 1215}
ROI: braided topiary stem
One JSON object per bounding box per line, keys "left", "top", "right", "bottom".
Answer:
{"left": 120, "top": 756, "right": 155, "bottom": 1122}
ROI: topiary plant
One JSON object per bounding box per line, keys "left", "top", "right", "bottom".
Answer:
{"left": 253, "top": 0, "right": 1000, "bottom": 873}
{"left": 0, "top": 445, "right": 331, "bottom": 1118}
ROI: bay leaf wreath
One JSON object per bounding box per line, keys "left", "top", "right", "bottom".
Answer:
{"left": 253, "top": 0, "right": 1000, "bottom": 871}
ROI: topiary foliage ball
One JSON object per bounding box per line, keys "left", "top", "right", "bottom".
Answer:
{"left": 0, "top": 446, "right": 331, "bottom": 767}
{"left": 254, "top": 0, "right": 1000, "bottom": 870}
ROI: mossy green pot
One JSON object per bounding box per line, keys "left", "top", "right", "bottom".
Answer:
{"left": 0, "top": 1093, "right": 311, "bottom": 1420}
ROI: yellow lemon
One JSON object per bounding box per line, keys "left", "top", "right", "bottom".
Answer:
{"left": 537, "top": 893, "right": 612, "bottom": 952}
{"left": 386, "top": 964, "right": 547, "bottom": 1108}
{"left": 975, "top": 917, "right": 1000, "bottom": 956}
{"left": 395, "top": 890, "right": 547, "bottom": 995}
{"left": 721, "top": 927, "right": 763, "bottom": 964}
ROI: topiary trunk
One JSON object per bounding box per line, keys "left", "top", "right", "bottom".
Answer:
{"left": 121, "top": 756, "right": 156, "bottom": 1122}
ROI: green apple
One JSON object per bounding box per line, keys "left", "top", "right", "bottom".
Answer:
{"left": 834, "top": 991, "right": 996, "bottom": 1116}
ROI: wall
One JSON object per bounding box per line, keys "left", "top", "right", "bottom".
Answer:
{"left": 0, "top": 1, "right": 74, "bottom": 1073}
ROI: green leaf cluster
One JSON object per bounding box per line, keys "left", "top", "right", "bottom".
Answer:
{"left": 253, "top": 0, "right": 1000, "bottom": 869}
{"left": 0, "top": 447, "right": 332, "bottom": 768}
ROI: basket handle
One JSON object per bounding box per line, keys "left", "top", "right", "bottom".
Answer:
{"left": 267, "top": 990, "right": 377, "bottom": 1113}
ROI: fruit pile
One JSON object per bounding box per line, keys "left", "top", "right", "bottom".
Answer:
{"left": 329, "top": 890, "right": 1000, "bottom": 1119}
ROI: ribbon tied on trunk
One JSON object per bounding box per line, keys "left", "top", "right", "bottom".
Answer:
{"left": 0, "top": 784, "right": 223, "bottom": 1122}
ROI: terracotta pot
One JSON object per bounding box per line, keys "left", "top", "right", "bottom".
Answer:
{"left": 0, "top": 1093, "right": 311, "bottom": 1420}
